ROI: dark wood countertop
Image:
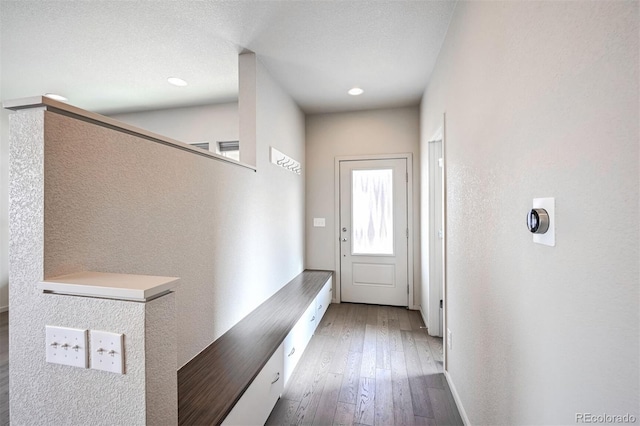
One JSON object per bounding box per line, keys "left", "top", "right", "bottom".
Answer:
{"left": 178, "top": 269, "right": 333, "bottom": 425}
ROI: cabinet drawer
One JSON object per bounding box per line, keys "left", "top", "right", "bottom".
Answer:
{"left": 221, "top": 344, "right": 284, "bottom": 426}
{"left": 316, "top": 277, "right": 332, "bottom": 323}
{"left": 283, "top": 301, "right": 316, "bottom": 384}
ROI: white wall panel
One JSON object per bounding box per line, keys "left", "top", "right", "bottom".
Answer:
{"left": 420, "top": 2, "right": 639, "bottom": 424}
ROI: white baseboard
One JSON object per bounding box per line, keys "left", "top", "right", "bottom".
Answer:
{"left": 444, "top": 370, "right": 471, "bottom": 426}
{"left": 419, "top": 305, "right": 428, "bottom": 327}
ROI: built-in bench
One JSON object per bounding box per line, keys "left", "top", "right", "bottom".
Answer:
{"left": 178, "top": 269, "right": 333, "bottom": 425}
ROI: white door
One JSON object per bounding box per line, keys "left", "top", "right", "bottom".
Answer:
{"left": 339, "top": 158, "right": 408, "bottom": 306}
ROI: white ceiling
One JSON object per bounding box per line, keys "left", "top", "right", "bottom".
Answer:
{"left": 0, "top": 1, "right": 456, "bottom": 115}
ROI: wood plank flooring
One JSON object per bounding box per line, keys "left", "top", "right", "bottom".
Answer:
{"left": 267, "top": 303, "right": 463, "bottom": 426}
{"left": 1, "top": 311, "right": 8, "bottom": 426}
{"left": 0, "top": 305, "right": 461, "bottom": 426}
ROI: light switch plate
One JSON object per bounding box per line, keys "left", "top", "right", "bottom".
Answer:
{"left": 90, "top": 330, "right": 124, "bottom": 374}
{"left": 532, "top": 197, "right": 555, "bottom": 246}
{"left": 46, "top": 326, "right": 88, "bottom": 368}
{"left": 313, "top": 218, "right": 326, "bottom": 227}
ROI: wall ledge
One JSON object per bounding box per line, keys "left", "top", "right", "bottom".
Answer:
{"left": 3, "top": 96, "right": 256, "bottom": 171}
{"left": 38, "top": 271, "right": 179, "bottom": 302}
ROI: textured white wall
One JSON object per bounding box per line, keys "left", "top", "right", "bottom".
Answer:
{"left": 8, "top": 57, "right": 303, "bottom": 424}
{"left": 0, "top": 109, "right": 8, "bottom": 312}
{"left": 110, "top": 102, "right": 238, "bottom": 148}
{"left": 145, "top": 293, "right": 177, "bottom": 426}
{"left": 0, "top": 0, "right": 9, "bottom": 311}
{"left": 0, "top": 3, "right": 6, "bottom": 311}
{"left": 305, "top": 107, "right": 420, "bottom": 305}
{"left": 420, "top": 2, "right": 639, "bottom": 424}
{"left": 43, "top": 58, "right": 304, "bottom": 368}
{"left": 9, "top": 109, "right": 148, "bottom": 425}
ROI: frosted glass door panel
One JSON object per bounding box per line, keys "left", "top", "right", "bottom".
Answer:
{"left": 351, "top": 169, "right": 394, "bottom": 255}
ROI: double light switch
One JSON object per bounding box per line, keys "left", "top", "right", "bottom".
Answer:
{"left": 90, "top": 330, "right": 124, "bottom": 374}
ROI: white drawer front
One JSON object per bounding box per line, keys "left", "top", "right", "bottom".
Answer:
{"left": 306, "top": 296, "right": 318, "bottom": 335}
{"left": 222, "top": 344, "right": 284, "bottom": 426}
{"left": 283, "top": 317, "right": 306, "bottom": 383}
{"left": 316, "top": 277, "right": 332, "bottom": 323}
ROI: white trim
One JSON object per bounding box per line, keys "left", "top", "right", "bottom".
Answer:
{"left": 334, "top": 153, "right": 415, "bottom": 308}
{"left": 427, "top": 132, "right": 444, "bottom": 336}
{"left": 441, "top": 113, "right": 449, "bottom": 371}
{"left": 419, "top": 305, "right": 428, "bottom": 327}
{"left": 445, "top": 370, "right": 471, "bottom": 426}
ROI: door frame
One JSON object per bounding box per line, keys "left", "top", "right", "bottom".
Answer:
{"left": 427, "top": 132, "right": 444, "bottom": 338}
{"left": 334, "top": 153, "right": 415, "bottom": 308}
{"left": 430, "top": 114, "right": 449, "bottom": 372}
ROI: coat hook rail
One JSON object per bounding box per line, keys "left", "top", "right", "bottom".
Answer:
{"left": 270, "top": 146, "right": 301, "bottom": 175}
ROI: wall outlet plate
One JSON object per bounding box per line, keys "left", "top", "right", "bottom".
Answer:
{"left": 313, "top": 218, "right": 326, "bottom": 227}
{"left": 532, "top": 197, "right": 555, "bottom": 246}
{"left": 90, "top": 330, "right": 124, "bottom": 374}
{"left": 46, "top": 326, "right": 88, "bottom": 368}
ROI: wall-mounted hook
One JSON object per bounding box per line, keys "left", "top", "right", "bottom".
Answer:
{"left": 270, "top": 146, "right": 302, "bottom": 176}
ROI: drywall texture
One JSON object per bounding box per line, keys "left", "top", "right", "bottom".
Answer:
{"left": 146, "top": 293, "right": 177, "bottom": 426}
{"left": 0, "top": 109, "right": 8, "bottom": 312}
{"left": 9, "top": 109, "right": 149, "bottom": 425}
{"left": 110, "top": 102, "right": 238, "bottom": 148}
{"left": 0, "top": 30, "right": 6, "bottom": 311}
{"left": 9, "top": 57, "right": 303, "bottom": 423}
{"left": 239, "top": 52, "right": 257, "bottom": 166}
{"left": 43, "top": 57, "right": 304, "bottom": 368}
{"left": 305, "top": 107, "right": 420, "bottom": 305}
{"left": 420, "top": 2, "right": 639, "bottom": 424}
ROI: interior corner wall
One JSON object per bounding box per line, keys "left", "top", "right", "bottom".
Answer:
{"left": 109, "top": 102, "right": 239, "bottom": 147}
{"left": 305, "top": 107, "right": 420, "bottom": 305}
{"left": 420, "top": 2, "right": 639, "bottom": 424}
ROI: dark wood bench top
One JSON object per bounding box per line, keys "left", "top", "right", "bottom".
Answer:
{"left": 178, "top": 269, "right": 333, "bottom": 425}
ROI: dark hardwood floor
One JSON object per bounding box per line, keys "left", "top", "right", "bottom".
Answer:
{"left": 1, "top": 311, "right": 8, "bottom": 426}
{"left": 267, "top": 303, "right": 463, "bottom": 426}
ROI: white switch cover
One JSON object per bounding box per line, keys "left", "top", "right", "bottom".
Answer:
{"left": 46, "top": 326, "right": 88, "bottom": 368}
{"left": 90, "top": 330, "right": 124, "bottom": 374}
{"left": 532, "top": 197, "right": 555, "bottom": 247}
{"left": 313, "top": 218, "right": 326, "bottom": 227}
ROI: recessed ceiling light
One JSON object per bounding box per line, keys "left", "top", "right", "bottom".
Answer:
{"left": 348, "top": 87, "right": 364, "bottom": 96}
{"left": 44, "top": 93, "right": 68, "bottom": 102}
{"left": 167, "top": 77, "right": 188, "bottom": 87}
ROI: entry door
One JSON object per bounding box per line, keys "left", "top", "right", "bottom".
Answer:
{"left": 339, "top": 158, "right": 408, "bottom": 306}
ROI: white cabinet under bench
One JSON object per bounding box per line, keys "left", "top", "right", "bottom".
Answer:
{"left": 178, "top": 270, "right": 333, "bottom": 425}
